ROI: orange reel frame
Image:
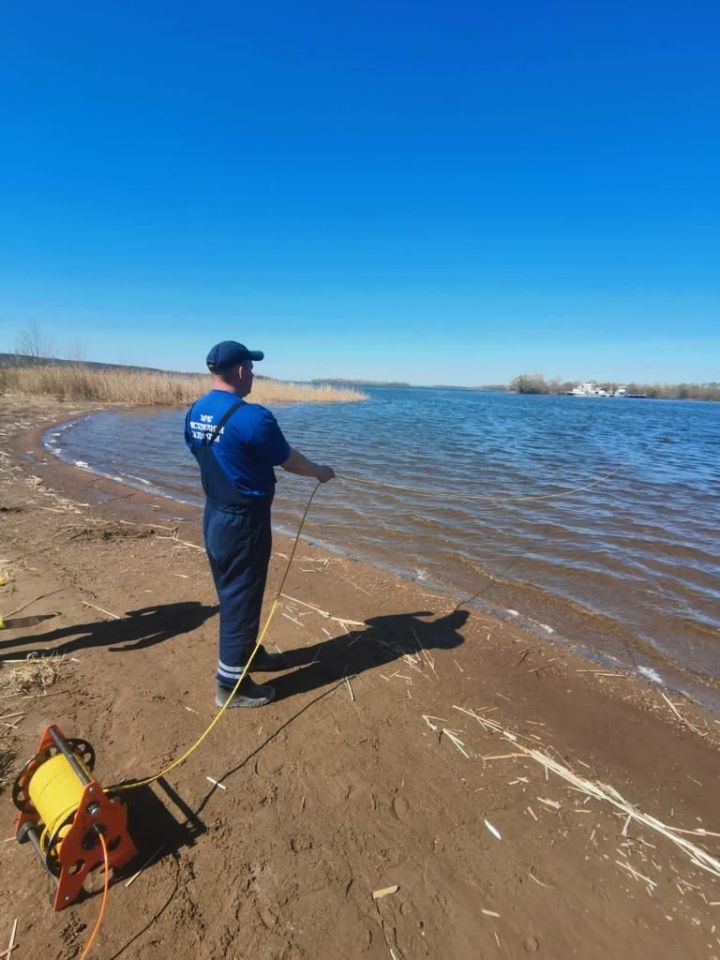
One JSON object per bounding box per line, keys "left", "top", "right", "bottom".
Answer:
{"left": 14, "top": 724, "right": 137, "bottom": 911}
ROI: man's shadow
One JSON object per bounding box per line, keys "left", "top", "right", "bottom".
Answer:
{"left": 268, "top": 608, "right": 468, "bottom": 702}
{"left": 0, "top": 602, "right": 216, "bottom": 659}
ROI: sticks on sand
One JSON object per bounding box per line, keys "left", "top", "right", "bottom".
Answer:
{"left": 451, "top": 703, "right": 720, "bottom": 880}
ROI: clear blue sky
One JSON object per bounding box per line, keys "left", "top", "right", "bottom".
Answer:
{"left": 1, "top": 1, "right": 718, "bottom": 385}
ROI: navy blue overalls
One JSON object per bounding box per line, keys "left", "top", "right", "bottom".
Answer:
{"left": 189, "top": 402, "right": 273, "bottom": 689}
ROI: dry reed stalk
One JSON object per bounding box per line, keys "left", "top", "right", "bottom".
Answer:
{"left": 452, "top": 704, "right": 720, "bottom": 880}
{"left": 399, "top": 652, "right": 427, "bottom": 676}
{"left": 281, "top": 612, "right": 305, "bottom": 629}
{"left": 124, "top": 843, "right": 166, "bottom": 888}
{"left": 279, "top": 594, "right": 365, "bottom": 627}
{"left": 5, "top": 588, "right": 64, "bottom": 618}
{"left": 482, "top": 753, "right": 527, "bottom": 761}
{"left": 669, "top": 827, "right": 720, "bottom": 839}
{"left": 2, "top": 918, "right": 18, "bottom": 960}
{"left": 332, "top": 570, "right": 373, "bottom": 594}
{"left": 421, "top": 715, "right": 444, "bottom": 732}
{"left": 422, "top": 714, "right": 469, "bottom": 756}
{"left": 528, "top": 870, "right": 551, "bottom": 888}
{"left": 442, "top": 729, "right": 470, "bottom": 757}
{"left": 411, "top": 629, "right": 438, "bottom": 677}
{"left": 156, "top": 535, "right": 204, "bottom": 552}
{"left": 615, "top": 859, "right": 657, "bottom": 890}
{"left": 81, "top": 600, "right": 121, "bottom": 620}
{"left": 659, "top": 692, "right": 707, "bottom": 739}
{"left": 372, "top": 885, "right": 399, "bottom": 900}
{"left": 205, "top": 777, "right": 226, "bottom": 791}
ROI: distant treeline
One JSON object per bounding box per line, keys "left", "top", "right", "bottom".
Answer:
{"left": 510, "top": 374, "right": 720, "bottom": 401}
{"left": 311, "top": 378, "right": 411, "bottom": 388}
{"left": 431, "top": 384, "right": 507, "bottom": 392}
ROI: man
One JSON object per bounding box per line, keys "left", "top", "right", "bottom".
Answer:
{"left": 185, "top": 340, "right": 335, "bottom": 708}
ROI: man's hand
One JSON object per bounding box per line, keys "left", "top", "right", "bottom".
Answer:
{"left": 316, "top": 465, "right": 335, "bottom": 483}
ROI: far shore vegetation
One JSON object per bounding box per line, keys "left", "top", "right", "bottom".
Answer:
{"left": 1, "top": 340, "right": 715, "bottom": 403}
{"left": 510, "top": 373, "right": 720, "bottom": 401}
{"left": 312, "top": 378, "right": 411, "bottom": 388}
{"left": 0, "top": 359, "right": 367, "bottom": 406}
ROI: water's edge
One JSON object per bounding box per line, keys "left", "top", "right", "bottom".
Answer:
{"left": 41, "top": 412, "right": 720, "bottom": 718}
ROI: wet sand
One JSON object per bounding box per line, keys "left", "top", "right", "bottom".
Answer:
{"left": 1, "top": 394, "right": 719, "bottom": 960}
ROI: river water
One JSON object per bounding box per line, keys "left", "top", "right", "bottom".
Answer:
{"left": 44, "top": 388, "right": 720, "bottom": 706}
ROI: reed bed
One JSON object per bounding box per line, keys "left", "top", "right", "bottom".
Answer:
{"left": 0, "top": 363, "right": 366, "bottom": 406}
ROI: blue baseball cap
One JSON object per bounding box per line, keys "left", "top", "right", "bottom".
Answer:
{"left": 206, "top": 340, "right": 265, "bottom": 372}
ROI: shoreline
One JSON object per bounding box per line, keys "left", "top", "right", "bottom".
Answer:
{"left": 35, "top": 403, "right": 720, "bottom": 718}
{"left": 1, "top": 396, "right": 719, "bottom": 958}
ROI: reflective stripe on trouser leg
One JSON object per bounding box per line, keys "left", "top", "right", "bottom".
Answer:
{"left": 202, "top": 500, "right": 272, "bottom": 688}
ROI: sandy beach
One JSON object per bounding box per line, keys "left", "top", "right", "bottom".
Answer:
{"left": 1, "top": 396, "right": 719, "bottom": 960}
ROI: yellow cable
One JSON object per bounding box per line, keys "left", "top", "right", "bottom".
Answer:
{"left": 111, "top": 482, "right": 321, "bottom": 794}
{"left": 113, "top": 598, "right": 280, "bottom": 792}
{"left": 111, "top": 464, "right": 620, "bottom": 793}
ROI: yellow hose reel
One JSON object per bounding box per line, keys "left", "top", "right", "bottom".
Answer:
{"left": 13, "top": 724, "right": 137, "bottom": 910}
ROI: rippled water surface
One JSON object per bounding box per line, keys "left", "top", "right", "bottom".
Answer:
{"left": 46, "top": 388, "right": 720, "bottom": 693}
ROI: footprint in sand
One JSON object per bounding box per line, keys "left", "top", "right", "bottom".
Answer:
{"left": 391, "top": 795, "right": 409, "bottom": 821}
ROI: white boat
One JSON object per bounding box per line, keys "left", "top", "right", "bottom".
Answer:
{"left": 568, "top": 381, "right": 609, "bottom": 397}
